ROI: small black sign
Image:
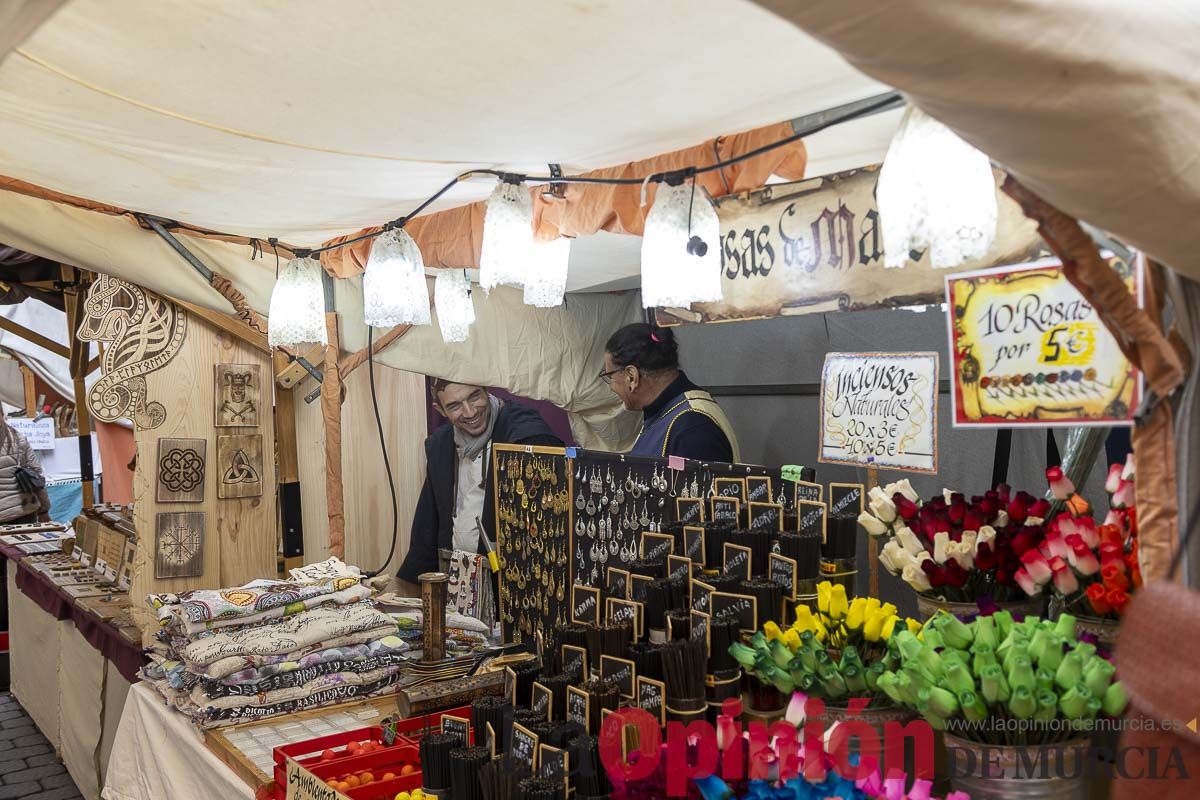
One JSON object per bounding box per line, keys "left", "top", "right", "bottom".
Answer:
{"left": 691, "top": 580, "right": 714, "bottom": 613}
{"left": 713, "top": 477, "right": 746, "bottom": 500}
{"left": 600, "top": 655, "right": 636, "bottom": 698}
{"left": 606, "top": 568, "right": 630, "bottom": 600}
{"left": 684, "top": 526, "right": 705, "bottom": 563}
{"left": 748, "top": 501, "right": 783, "bottom": 532}
{"left": 562, "top": 644, "right": 588, "bottom": 683}
{"left": 712, "top": 591, "right": 758, "bottom": 632}
{"left": 572, "top": 584, "right": 602, "bottom": 626}
{"left": 798, "top": 500, "right": 827, "bottom": 542}
{"left": 539, "top": 744, "right": 569, "bottom": 794}
{"left": 795, "top": 480, "right": 823, "bottom": 505}
{"left": 667, "top": 554, "right": 692, "bottom": 582}
{"left": 829, "top": 482, "right": 864, "bottom": 519}
{"left": 531, "top": 682, "right": 553, "bottom": 721}
{"left": 567, "top": 686, "right": 590, "bottom": 729}
{"left": 641, "top": 532, "right": 674, "bottom": 560}
{"left": 723, "top": 542, "right": 752, "bottom": 580}
{"left": 746, "top": 475, "right": 772, "bottom": 503}
{"left": 711, "top": 497, "right": 740, "bottom": 524}
{"left": 676, "top": 498, "right": 704, "bottom": 525}
{"left": 511, "top": 722, "right": 539, "bottom": 771}
{"left": 629, "top": 574, "right": 653, "bottom": 604}
{"left": 768, "top": 553, "right": 798, "bottom": 596}
{"left": 690, "top": 610, "right": 711, "bottom": 656}
{"left": 441, "top": 714, "right": 470, "bottom": 745}
{"left": 607, "top": 598, "right": 643, "bottom": 638}
{"left": 637, "top": 677, "right": 666, "bottom": 726}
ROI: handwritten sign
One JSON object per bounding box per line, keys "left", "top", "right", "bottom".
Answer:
{"left": 692, "top": 580, "right": 714, "bottom": 614}
{"left": 667, "top": 555, "right": 692, "bottom": 583}
{"left": 606, "top": 568, "right": 630, "bottom": 600}
{"left": 567, "top": 686, "right": 590, "bottom": 729}
{"left": 769, "top": 553, "right": 798, "bottom": 596}
{"left": 748, "top": 502, "right": 783, "bottom": 532}
{"left": 820, "top": 352, "right": 939, "bottom": 473}
{"left": 713, "top": 478, "right": 746, "bottom": 501}
{"left": 829, "top": 483, "right": 864, "bottom": 520}
{"left": 798, "top": 500, "right": 827, "bottom": 542}
{"left": 531, "top": 682, "right": 553, "bottom": 721}
{"left": 676, "top": 498, "right": 704, "bottom": 525}
{"left": 711, "top": 497, "right": 740, "bottom": 524}
{"left": 607, "top": 597, "right": 639, "bottom": 629}
{"left": 690, "top": 610, "right": 711, "bottom": 656}
{"left": 510, "top": 722, "right": 539, "bottom": 770}
{"left": 629, "top": 574, "right": 653, "bottom": 605}
{"left": 746, "top": 475, "right": 772, "bottom": 504}
{"left": 8, "top": 417, "right": 55, "bottom": 450}
{"left": 637, "top": 677, "right": 667, "bottom": 726}
{"left": 684, "top": 526, "right": 705, "bottom": 564}
{"left": 795, "top": 481, "right": 822, "bottom": 505}
{"left": 286, "top": 757, "right": 342, "bottom": 800}
{"left": 723, "top": 543, "right": 752, "bottom": 581}
{"left": 539, "top": 744, "right": 569, "bottom": 794}
{"left": 572, "top": 584, "right": 601, "bottom": 626}
{"left": 441, "top": 714, "right": 470, "bottom": 745}
{"left": 640, "top": 532, "right": 674, "bottom": 560}
{"left": 600, "top": 655, "right": 636, "bottom": 698}
{"left": 562, "top": 645, "right": 589, "bottom": 683}
{"left": 945, "top": 257, "right": 1142, "bottom": 427}
{"left": 712, "top": 591, "right": 758, "bottom": 633}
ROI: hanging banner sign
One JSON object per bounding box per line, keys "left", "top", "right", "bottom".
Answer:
{"left": 819, "top": 352, "right": 938, "bottom": 473}
{"left": 8, "top": 417, "right": 55, "bottom": 450}
{"left": 655, "top": 165, "right": 1044, "bottom": 325}
{"left": 945, "top": 258, "right": 1142, "bottom": 427}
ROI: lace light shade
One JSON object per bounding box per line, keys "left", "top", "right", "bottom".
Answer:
{"left": 479, "top": 179, "right": 534, "bottom": 292}
{"left": 434, "top": 270, "right": 475, "bottom": 343}
{"left": 362, "top": 228, "right": 430, "bottom": 327}
{"left": 639, "top": 181, "right": 723, "bottom": 309}
{"left": 522, "top": 238, "right": 571, "bottom": 308}
{"left": 877, "top": 104, "right": 998, "bottom": 270}
{"left": 267, "top": 256, "right": 327, "bottom": 347}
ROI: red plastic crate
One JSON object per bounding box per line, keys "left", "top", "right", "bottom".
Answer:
{"left": 290, "top": 745, "right": 424, "bottom": 800}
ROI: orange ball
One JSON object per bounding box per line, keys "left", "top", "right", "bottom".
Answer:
{"left": 382, "top": 773, "right": 396, "bottom": 782}
{"left": 321, "top": 749, "right": 337, "bottom": 761}
{"left": 360, "top": 772, "right": 374, "bottom": 784}
{"left": 344, "top": 775, "right": 361, "bottom": 788}
{"left": 400, "top": 764, "right": 416, "bottom": 776}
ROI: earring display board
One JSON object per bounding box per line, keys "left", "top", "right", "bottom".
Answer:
{"left": 493, "top": 444, "right": 572, "bottom": 644}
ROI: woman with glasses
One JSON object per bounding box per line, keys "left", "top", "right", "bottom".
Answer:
{"left": 600, "top": 323, "right": 739, "bottom": 462}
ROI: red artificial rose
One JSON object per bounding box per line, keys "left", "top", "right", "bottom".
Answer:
{"left": 996, "top": 484, "right": 1012, "bottom": 504}
{"left": 943, "top": 560, "right": 969, "bottom": 588}
{"left": 1010, "top": 529, "right": 1035, "bottom": 556}
{"left": 1030, "top": 498, "right": 1051, "bottom": 519}
{"left": 1101, "top": 562, "right": 1130, "bottom": 591}
{"left": 1106, "top": 587, "right": 1131, "bottom": 615}
{"left": 975, "top": 542, "right": 996, "bottom": 571}
{"left": 979, "top": 495, "right": 999, "bottom": 518}
{"left": 1046, "top": 466, "right": 1065, "bottom": 482}
{"left": 963, "top": 509, "right": 986, "bottom": 532}
{"left": 1008, "top": 493, "right": 1031, "bottom": 524}
{"left": 1086, "top": 583, "right": 1113, "bottom": 615}
{"left": 921, "top": 559, "right": 946, "bottom": 587}
{"left": 948, "top": 498, "right": 966, "bottom": 525}
{"left": 893, "top": 494, "right": 919, "bottom": 522}
{"left": 1099, "top": 542, "right": 1123, "bottom": 566}
{"left": 994, "top": 566, "right": 1013, "bottom": 587}
{"left": 1098, "top": 524, "right": 1124, "bottom": 548}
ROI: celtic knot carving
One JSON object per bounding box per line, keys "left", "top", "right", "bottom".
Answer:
{"left": 159, "top": 447, "right": 205, "bottom": 492}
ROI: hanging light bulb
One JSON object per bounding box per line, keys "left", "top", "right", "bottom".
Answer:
{"left": 362, "top": 227, "right": 430, "bottom": 327}
{"left": 639, "top": 177, "right": 723, "bottom": 309}
{"left": 522, "top": 238, "right": 571, "bottom": 308}
{"left": 434, "top": 270, "right": 475, "bottom": 343}
{"left": 876, "top": 103, "right": 998, "bottom": 270}
{"left": 479, "top": 176, "right": 534, "bottom": 292}
{"left": 267, "top": 255, "right": 327, "bottom": 347}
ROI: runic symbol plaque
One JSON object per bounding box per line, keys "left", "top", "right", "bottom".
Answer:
{"left": 156, "top": 438, "right": 206, "bottom": 503}
{"left": 155, "top": 511, "right": 204, "bottom": 578}
{"left": 217, "top": 434, "right": 263, "bottom": 499}
{"left": 215, "top": 364, "right": 261, "bottom": 427}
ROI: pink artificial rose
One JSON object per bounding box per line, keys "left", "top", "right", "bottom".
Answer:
{"left": 1020, "top": 549, "right": 1053, "bottom": 584}
{"left": 1014, "top": 567, "right": 1043, "bottom": 596}
{"left": 1046, "top": 466, "right": 1076, "bottom": 500}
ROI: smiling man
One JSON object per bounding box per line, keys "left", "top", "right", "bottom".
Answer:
{"left": 397, "top": 380, "right": 561, "bottom": 585}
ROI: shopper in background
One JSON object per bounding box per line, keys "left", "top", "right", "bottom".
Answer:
{"left": 0, "top": 419, "right": 50, "bottom": 524}
{"left": 602, "top": 323, "right": 740, "bottom": 462}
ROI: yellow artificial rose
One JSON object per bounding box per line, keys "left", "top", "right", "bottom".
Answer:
{"left": 862, "top": 609, "right": 887, "bottom": 641}
{"left": 864, "top": 598, "right": 881, "bottom": 617}
{"left": 829, "top": 584, "right": 849, "bottom": 620}
{"left": 906, "top": 618, "right": 923, "bottom": 635}
{"left": 816, "top": 582, "right": 832, "bottom": 614}
{"left": 764, "top": 621, "right": 784, "bottom": 643}
{"left": 793, "top": 604, "right": 816, "bottom": 629}
{"left": 880, "top": 602, "right": 898, "bottom": 618}
{"left": 783, "top": 628, "right": 802, "bottom": 652}
{"left": 880, "top": 614, "right": 899, "bottom": 640}
{"left": 845, "top": 598, "right": 867, "bottom": 631}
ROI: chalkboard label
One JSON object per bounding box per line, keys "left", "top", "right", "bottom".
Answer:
{"left": 607, "top": 598, "right": 643, "bottom": 639}
{"left": 795, "top": 480, "right": 823, "bottom": 505}
{"left": 441, "top": 714, "right": 470, "bottom": 745}
{"left": 746, "top": 475, "right": 772, "bottom": 503}
{"left": 606, "top": 567, "right": 630, "bottom": 600}
{"left": 676, "top": 498, "right": 704, "bottom": 525}
{"left": 562, "top": 644, "right": 589, "bottom": 683}
{"left": 748, "top": 501, "right": 783, "bottom": 532}
{"left": 629, "top": 574, "right": 653, "bottom": 605}
{"left": 486, "top": 722, "right": 497, "bottom": 759}
{"left": 600, "top": 655, "right": 636, "bottom": 698}
{"left": 505, "top": 667, "right": 517, "bottom": 704}
{"left": 723, "top": 542, "right": 752, "bottom": 581}
{"left": 567, "top": 686, "right": 590, "bottom": 729}
{"left": 712, "top": 591, "right": 758, "bottom": 633}
{"left": 641, "top": 532, "right": 674, "bottom": 560}
{"left": 692, "top": 580, "right": 714, "bottom": 613}
{"left": 690, "top": 610, "right": 711, "bottom": 656}
{"left": 667, "top": 555, "right": 692, "bottom": 583}
{"left": 572, "top": 584, "right": 601, "bottom": 626}
{"left": 798, "top": 500, "right": 827, "bottom": 542}
{"left": 510, "top": 722, "right": 539, "bottom": 770}
{"left": 531, "top": 682, "right": 553, "bottom": 721}
{"left": 637, "top": 676, "right": 666, "bottom": 726}
{"left": 539, "top": 744, "right": 569, "bottom": 794}
{"left": 829, "top": 483, "right": 864, "bottom": 519}
{"left": 713, "top": 477, "right": 746, "bottom": 500}
{"left": 768, "top": 553, "right": 798, "bottom": 596}
{"left": 684, "top": 526, "right": 705, "bottom": 563}
{"left": 711, "top": 497, "right": 740, "bottom": 524}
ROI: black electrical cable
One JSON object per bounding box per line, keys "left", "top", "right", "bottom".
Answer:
{"left": 363, "top": 324, "right": 400, "bottom": 578}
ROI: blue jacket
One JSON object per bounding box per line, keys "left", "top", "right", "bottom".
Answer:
{"left": 630, "top": 372, "right": 739, "bottom": 463}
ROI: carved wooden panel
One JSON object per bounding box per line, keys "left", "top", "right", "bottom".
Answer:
{"left": 214, "top": 364, "right": 261, "bottom": 427}
{"left": 77, "top": 274, "right": 187, "bottom": 430}
{"left": 155, "top": 511, "right": 204, "bottom": 579}
{"left": 217, "top": 434, "right": 263, "bottom": 499}
{"left": 156, "top": 437, "right": 206, "bottom": 503}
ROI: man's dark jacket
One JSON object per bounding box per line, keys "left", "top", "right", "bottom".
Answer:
{"left": 397, "top": 401, "right": 561, "bottom": 583}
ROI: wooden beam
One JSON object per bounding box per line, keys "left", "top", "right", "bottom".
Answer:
{"left": 0, "top": 315, "right": 70, "bottom": 358}
{"left": 338, "top": 324, "right": 411, "bottom": 378}
{"left": 85, "top": 353, "right": 101, "bottom": 375}
{"left": 321, "top": 313, "right": 345, "bottom": 558}
{"left": 173, "top": 298, "right": 270, "bottom": 355}
{"left": 62, "top": 271, "right": 95, "bottom": 508}
{"left": 276, "top": 343, "right": 326, "bottom": 389}
{"left": 18, "top": 362, "right": 36, "bottom": 416}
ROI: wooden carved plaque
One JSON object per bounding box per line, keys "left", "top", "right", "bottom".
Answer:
{"left": 217, "top": 434, "right": 263, "bottom": 499}
{"left": 214, "top": 364, "right": 261, "bottom": 427}
{"left": 156, "top": 437, "right": 206, "bottom": 503}
{"left": 155, "top": 511, "right": 204, "bottom": 578}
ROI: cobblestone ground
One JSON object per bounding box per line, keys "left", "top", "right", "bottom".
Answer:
{"left": 0, "top": 693, "right": 84, "bottom": 800}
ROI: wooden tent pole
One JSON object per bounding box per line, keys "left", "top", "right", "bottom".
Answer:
{"left": 321, "top": 311, "right": 345, "bottom": 558}
{"left": 61, "top": 266, "right": 95, "bottom": 508}
{"left": 866, "top": 465, "right": 879, "bottom": 598}
{"left": 18, "top": 362, "right": 36, "bottom": 415}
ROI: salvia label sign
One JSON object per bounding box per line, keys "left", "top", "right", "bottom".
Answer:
{"left": 655, "top": 165, "right": 1043, "bottom": 325}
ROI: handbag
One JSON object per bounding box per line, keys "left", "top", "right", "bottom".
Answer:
{"left": 13, "top": 465, "right": 45, "bottom": 500}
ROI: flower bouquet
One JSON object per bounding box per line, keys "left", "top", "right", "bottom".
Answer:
{"left": 858, "top": 479, "right": 1052, "bottom": 611}
{"left": 730, "top": 582, "right": 922, "bottom": 705}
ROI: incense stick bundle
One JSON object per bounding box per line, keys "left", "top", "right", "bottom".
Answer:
{"left": 662, "top": 522, "right": 686, "bottom": 554}
{"left": 661, "top": 638, "right": 705, "bottom": 704}
{"left": 822, "top": 516, "right": 858, "bottom": 560}
{"left": 776, "top": 531, "right": 821, "bottom": 581}
{"left": 627, "top": 641, "right": 666, "bottom": 682}
{"left": 570, "top": 735, "right": 613, "bottom": 800}
{"left": 666, "top": 574, "right": 689, "bottom": 609}
{"left": 644, "top": 579, "right": 670, "bottom": 638}
{"left": 516, "top": 776, "right": 563, "bottom": 800}
{"left": 550, "top": 622, "right": 590, "bottom": 672}
{"left": 512, "top": 659, "right": 542, "bottom": 708}
{"left": 666, "top": 609, "right": 691, "bottom": 641}
{"left": 582, "top": 677, "right": 620, "bottom": 734}
{"left": 419, "top": 733, "right": 458, "bottom": 795}
{"left": 740, "top": 578, "right": 784, "bottom": 630}
{"left": 730, "top": 529, "right": 773, "bottom": 577}
{"left": 450, "top": 746, "right": 490, "bottom": 800}
{"left": 536, "top": 673, "right": 572, "bottom": 720}
{"left": 628, "top": 557, "right": 664, "bottom": 580}
{"left": 703, "top": 522, "right": 733, "bottom": 567}
{"left": 707, "top": 610, "right": 742, "bottom": 673}
{"left": 471, "top": 696, "right": 510, "bottom": 752}
{"left": 705, "top": 573, "right": 742, "bottom": 594}
{"left": 480, "top": 758, "right": 530, "bottom": 800}
{"left": 585, "top": 621, "right": 633, "bottom": 670}
{"left": 548, "top": 721, "right": 584, "bottom": 749}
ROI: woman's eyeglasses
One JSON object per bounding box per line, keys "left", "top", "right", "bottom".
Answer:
{"left": 597, "top": 367, "right": 625, "bottom": 385}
